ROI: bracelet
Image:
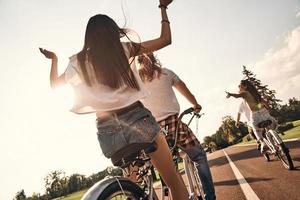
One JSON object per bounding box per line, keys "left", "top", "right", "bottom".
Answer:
{"left": 158, "top": 4, "right": 168, "bottom": 9}
{"left": 194, "top": 104, "right": 202, "bottom": 109}
{"left": 161, "top": 20, "right": 170, "bottom": 24}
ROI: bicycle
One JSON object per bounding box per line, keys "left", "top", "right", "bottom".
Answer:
{"left": 81, "top": 107, "right": 203, "bottom": 200}
{"left": 258, "top": 120, "right": 294, "bottom": 170}
{"left": 158, "top": 107, "right": 204, "bottom": 200}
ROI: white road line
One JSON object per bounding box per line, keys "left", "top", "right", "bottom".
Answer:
{"left": 223, "top": 150, "right": 260, "bottom": 200}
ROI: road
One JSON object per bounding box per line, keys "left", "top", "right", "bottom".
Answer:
{"left": 208, "top": 139, "right": 300, "bottom": 200}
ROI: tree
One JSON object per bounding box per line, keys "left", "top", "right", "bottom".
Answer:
{"left": 26, "top": 192, "right": 50, "bottom": 200}
{"left": 206, "top": 115, "right": 251, "bottom": 149}
{"left": 213, "top": 128, "right": 229, "bottom": 148}
{"left": 279, "top": 97, "right": 300, "bottom": 122}
{"left": 208, "top": 141, "right": 217, "bottom": 152}
{"left": 13, "top": 189, "right": 26, "bottom": 200}
{"left": 68, "top": 174, "right": 87, "bottom": 193}
{"left": 44, "top": 170, "right": 68, "bottom": 198}
{"left": 242, "top": 66, "right": 282, "bottom": 111}
{"left": 203, "top": 136, "right": 214, "bottom": 147}
{"left": 108, "top": 167, "right": 123, "bottom": 177}
{"left": 221, "top": 116, "right": 239, "bottom": 144}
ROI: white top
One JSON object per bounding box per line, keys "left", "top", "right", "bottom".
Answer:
{"left": 141, "top": 68, "right": 181, "bottom": 121}
{"left": 64, "top": 43, "right": 148, "bottom": 114}
{"left": 238, "top": 100, "right": 251, "bottom": 122}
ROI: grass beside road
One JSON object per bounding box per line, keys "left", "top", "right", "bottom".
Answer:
{"left": 53, "top": 189, "right": 87, "bottom": 200}
{"left": 281, "top": 120, "right": 300, "bottom": 140}
{"left": 239, "top": 120, "right": 300, "bottom": 145}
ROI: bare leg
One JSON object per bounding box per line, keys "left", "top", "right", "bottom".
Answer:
{"left": 149, "top": 134, "right": 189, "bottom": 200}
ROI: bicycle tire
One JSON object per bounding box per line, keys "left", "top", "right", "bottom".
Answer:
{"left": 191, "top": 164, "right": 204, "bottom": 199}
{"left": 269, "top": 130, "right": 294, "bottom": 170}
{"left": 97, "top": 179, "right": 145, "bottom": 200}
{"left": 184, "top": 156, "right": 203, "bottom": 199}
{"left": 277, "top": 142, "right": 294, "bottom": 170}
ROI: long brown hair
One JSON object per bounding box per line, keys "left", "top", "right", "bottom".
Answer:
{"left": 241, "top": 80, "right": 262, "bottom": 103}
{"left": 138, "top": 53, "right": 162, "bottom": 82}
{"left": 77, "top": 14, "right": 139, "bottom": 90}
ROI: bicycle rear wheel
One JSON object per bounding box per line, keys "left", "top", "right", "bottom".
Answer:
{"left": 97, "top": 180, "right": 145, "bottom": 200}
{"left": 269, "top": 130, "right": 294, "bottom": 170}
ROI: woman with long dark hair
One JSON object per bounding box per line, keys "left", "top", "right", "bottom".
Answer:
{"left": 39, "top": 1, "right": 189, "bottom": 199}
{"left": 226, "top": 80, "right": 276, "bottom": 152}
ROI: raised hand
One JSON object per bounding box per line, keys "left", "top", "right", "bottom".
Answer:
{"left": 225, "top": 91, "right": 231, "bottom": 98}
{"left": 194, "top": 104, "right": 202, "bottom": 113}
{"left": 39, "top": 48, "right": 57, "bottom": 59}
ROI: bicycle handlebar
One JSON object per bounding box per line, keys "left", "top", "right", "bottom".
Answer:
{"left": 178, "top": 107, "right": 203, "bottom": 120}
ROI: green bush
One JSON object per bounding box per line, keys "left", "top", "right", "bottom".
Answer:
{"left": 242, "top": 134, "right": 252, "bottom": 142}
{"left": 278, "top": 123, "right": 294, "bottom": 132}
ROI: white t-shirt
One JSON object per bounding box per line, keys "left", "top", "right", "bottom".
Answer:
{"left": 238, "top": 100, "right": 251, "bottom": 122}
{"left": 64, "top": 43, "right": 148, "bottom": 114}
{"left": 141, "top": 68, "right": 181, "bottom": 121}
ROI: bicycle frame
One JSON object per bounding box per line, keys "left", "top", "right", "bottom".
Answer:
{"left": 182, "top": 154, "right": 202, "bottom": 197}
{"left": 122, "top": 153, "right": 158, "bottom": 200}
{"left": 262, "top": 127, "right": 283, "bottom": 154}
{"left": 160, "top": 107, "right": 204, "bottom": 200}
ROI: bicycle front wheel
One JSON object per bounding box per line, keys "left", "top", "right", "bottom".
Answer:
{"left": 183, "top": 156, "right": 203, "bottom": 199}
{"left": 269, "top": 130, "right": 294, "bottom": 170}
{"left": 97, "top": 179, "right": 145, "bottom": 200}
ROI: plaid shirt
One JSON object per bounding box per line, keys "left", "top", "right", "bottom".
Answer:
{"left": 158, "top": 114, "right": 200, "bottom": 151}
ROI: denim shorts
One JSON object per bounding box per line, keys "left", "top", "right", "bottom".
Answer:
{"left": 96, "top": 102, "right": 160, "bottom": 158}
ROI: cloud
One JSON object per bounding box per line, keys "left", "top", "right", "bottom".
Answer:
{"left": 296, "top": 10, "right": 300, "bottom": 18}
{"left": 250, "top": 26, "right": 300, "bottom": 102}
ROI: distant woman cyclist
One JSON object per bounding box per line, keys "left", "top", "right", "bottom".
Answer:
{"left": 226, "top": 80, "right": 277, "bottom": 153}
{"left": 39, "top": 0, "right": 189, "bottom": 199}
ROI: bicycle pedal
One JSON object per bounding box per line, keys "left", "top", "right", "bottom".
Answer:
{"left": 163, "top": 187, "right": 169, "bottom": 196}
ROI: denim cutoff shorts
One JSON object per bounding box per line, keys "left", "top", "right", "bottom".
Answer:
{"left": 96, "top": 102, "right": 160, "bottom": 158}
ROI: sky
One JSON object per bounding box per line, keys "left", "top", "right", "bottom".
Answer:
{"left": 0, "top": 0, "right": 300, "bottom": 199}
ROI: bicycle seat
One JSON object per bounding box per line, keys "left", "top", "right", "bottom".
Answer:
{"left": 111, "top": 142, "right": 157, "bottom": 167}
{"left": 258, "top": 120, "right": 273, "bottom": 128}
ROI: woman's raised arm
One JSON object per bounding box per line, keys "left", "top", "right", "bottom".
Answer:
{"left": 131, "top": 0, "right": 173, "bottom": 56}
{"left": 39, "top": 48, "right": 66, "bottom": 88}
{"left": 226, "top": 91, "right": 246, "bottom": 99}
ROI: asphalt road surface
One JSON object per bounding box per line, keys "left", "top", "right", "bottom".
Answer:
{"left": 208, "top": 139, "right": 300, "bottom": 200}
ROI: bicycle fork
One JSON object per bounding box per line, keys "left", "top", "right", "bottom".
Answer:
{"left": 264, "top": 129, "right": 283, "bottom": 154}
{"left": 183, "top": 155, "right": 202, "bottom": 199}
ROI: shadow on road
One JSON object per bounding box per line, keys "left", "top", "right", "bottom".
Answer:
{"left": 292, "top": 157, "right": 300, "bottom": 162}
{"left": 208, "top": 148, "right": 260, "bottom": 168}
{"left": 214, "top": 177, "right": 273, "bottom": 186}
{"left": 208, "top": 140, "right": 300, "bottom": 168}
{"left": 208, "top": 155, "right": 228, "bottom": 168}
{"left": 293, "top": 166, "right": 300, "bottom": 170}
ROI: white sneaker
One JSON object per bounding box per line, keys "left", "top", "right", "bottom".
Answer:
{"left": 260, "top": 143, "right": 267, "bottom": 154}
